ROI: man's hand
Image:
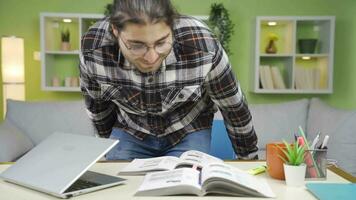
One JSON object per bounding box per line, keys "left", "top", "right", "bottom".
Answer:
{"left": 237, "top": 152, "right": 259, "bottom": 160}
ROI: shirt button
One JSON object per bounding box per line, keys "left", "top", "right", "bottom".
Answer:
{"left": 148, "top": 77, "right": 154, "bottom": 83}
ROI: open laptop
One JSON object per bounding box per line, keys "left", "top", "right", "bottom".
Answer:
{"left": 0, "top": 132, "right": 126, "bottom": 198}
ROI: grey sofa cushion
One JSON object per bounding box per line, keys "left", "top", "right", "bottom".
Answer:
{"left": 6, "top": 100, "right": 96, "bottom": 145}
{"left": 0, "top": 120, "right": 34, "bottom": 161}
{"left": 249, "top": 98, "right": 309, "bottom": 159}
{"left": 307, "top": 98, "right": 356, "bottom": 176}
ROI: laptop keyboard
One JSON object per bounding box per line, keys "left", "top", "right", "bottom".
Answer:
{"left": 64, "top": 179, "right": 101, "bottom": 193}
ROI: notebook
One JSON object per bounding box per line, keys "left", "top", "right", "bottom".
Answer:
{"left": 306, "top": 183, "right": 356, "bottom": 200}
{"left": 0, "top": 132, "right": 126, "bottom": 198}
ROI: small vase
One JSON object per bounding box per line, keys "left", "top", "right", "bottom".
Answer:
{"left": 298, "top": 39, "right": 318, "bottom": 54}
{"left": 61, "top": 42, "right": 71, "bottom": 51}
{"left": 265, "top": 40, "right": 277, "bottom": 54}
{"left": 283, "top": 163, "right": 306, "bottom": 187}
{"left": 52, "top": 76, "right": 61, "bottom": 87}
{"left": 64, "top": 77, "right": 72, "bottom": 87}
{"left": 70, "top": 77, "right": 79, "bottom": 87}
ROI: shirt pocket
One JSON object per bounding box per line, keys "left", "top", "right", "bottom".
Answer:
{"left": 100, "top": 83, "right": 144, "bottom": 114}
{"left": 161, "top": 85, "right": 202, "bottom": 112}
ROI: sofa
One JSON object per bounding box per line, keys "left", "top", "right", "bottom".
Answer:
{"left": 1, "top": 98, "right": 355, "bottom": 176}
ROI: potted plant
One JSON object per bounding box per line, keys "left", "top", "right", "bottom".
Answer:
{"left": 265, "top": 33, "right": 278, "bottom": 54}
{"left": 61, "top": 29, "right": 70, "bottom": 51}
{"left": 208, "top": 3, "right": 234, "bottom": 55}
{"left": 277, "top": 140, "right": 306, "bottom": 187}
{"left": 298, "top": 38, "right": 318, "bottom": 54}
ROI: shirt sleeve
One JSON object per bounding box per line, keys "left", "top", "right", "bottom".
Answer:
{"left": 205, "top": 41, "right": 258, "bottom": 159}
{"left": 79, "top": 51, "right": 117, "bottom": 138}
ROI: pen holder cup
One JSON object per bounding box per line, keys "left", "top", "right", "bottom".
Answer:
{"left": 304, "top": 149, "right": 327, "bottom": 180}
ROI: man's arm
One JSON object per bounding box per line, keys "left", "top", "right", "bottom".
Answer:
{"left": 205, "top": 42, "right": 258, "bottom": 159}
{"left": 79, "top": 51, "right": 117, "bottom": 138}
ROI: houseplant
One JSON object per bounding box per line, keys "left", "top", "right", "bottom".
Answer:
{"left": 208, "top": 3, "right": 234, "bottom": 55}
{"left": 104, "top": 3, "right": 113, "bottom": 16}
{"left": 265, "top": 33, "right": 278, "bottom": 54}
{"left": 61, "top": 29, "right": 70, "bottom": 51}
{"left": 277, "top": 140, "right": 306, "bottom": 186}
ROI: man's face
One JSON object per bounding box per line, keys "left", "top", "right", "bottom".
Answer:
{"left": 112, "top": 22, "right": 173, "bottom": 73}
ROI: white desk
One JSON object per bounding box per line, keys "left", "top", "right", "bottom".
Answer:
{"left": 0, "top": 161, "right": 351, "bottom": 200}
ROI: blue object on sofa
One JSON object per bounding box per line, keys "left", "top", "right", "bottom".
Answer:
{"left": 209, "top": 120, "right": 235, "bottom": 160}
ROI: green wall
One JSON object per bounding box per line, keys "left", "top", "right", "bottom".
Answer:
{"left": 1, "top": 0, "right": 356, "bottom": 120}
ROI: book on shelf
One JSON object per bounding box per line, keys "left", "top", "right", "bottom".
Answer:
{"left": 259, "top": 65, "right": 274, "bottom": 89}
{"left": 295, "top": 67, "right": 323, "bottom": 90}
{"left": 259, "top": 66, "right": 268, "bottom": 89}
{"left": 135, "top": 162, "right": 276, "bottom": 197}
{"left": 119, "top": 150, "right": 223, "bottom": 175}
{"left": 270, "top": 66, "right": 286, "bottom": 89}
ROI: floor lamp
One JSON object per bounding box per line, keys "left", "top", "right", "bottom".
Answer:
{"left": 1, "top": 36, "right": 25, "bottom": 117}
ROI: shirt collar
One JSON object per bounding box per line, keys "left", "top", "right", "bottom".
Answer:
{"left": 165, "top": 46, "right": 177, "bottom": 66}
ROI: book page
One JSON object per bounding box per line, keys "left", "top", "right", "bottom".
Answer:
{"left": 201, "top": 163, "right": 276, "bottom": 198}
{"left": 119, "top": 156, "right": 180, "bottom": 175}
{"left": 135, "top": 168, "right": 202, "bottom": 196}
{"left": 201, "top": 162, "right": 236, "bottom": 183}
{"left": 176, "top": 150, "right": 223, "bottom": 169}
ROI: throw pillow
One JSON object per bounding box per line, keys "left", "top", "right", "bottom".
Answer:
{"left": 0, "top": 120, "right": 34, "bottom": 162}
{"left": 6, "top": 100, "right": 96, "bottom": 145}
{"left": 249, "top": 98, "right": 309, "bottom": 158}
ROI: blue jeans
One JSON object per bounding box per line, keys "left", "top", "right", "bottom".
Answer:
{"left": 106, "top": 128, "right": 211, "bottom": 160}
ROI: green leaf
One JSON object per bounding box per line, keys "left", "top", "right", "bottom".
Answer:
{"left": 275, "top": 140, "right": 306, "bottom": 166}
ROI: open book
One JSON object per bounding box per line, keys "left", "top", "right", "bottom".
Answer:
{"left": 119, "top": 150, "right": 223, "bottom": 175}
{"left": 135, "top": 162, "right": 276, "bottom": 197}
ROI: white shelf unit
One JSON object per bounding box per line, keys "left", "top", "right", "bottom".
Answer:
{"left": 40, "top": 13, "right": 104, "bottom": 91}
{"left": 252, "top": 16, "right": 335, "bottom": 94}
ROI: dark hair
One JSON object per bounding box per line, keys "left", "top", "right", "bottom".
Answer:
{"left": 109, "top": 0, "right": 178, "bottom": 31}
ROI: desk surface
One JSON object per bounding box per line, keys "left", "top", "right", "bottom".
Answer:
{"left": 0, "top": 161, "right": 351, "bottom": 200}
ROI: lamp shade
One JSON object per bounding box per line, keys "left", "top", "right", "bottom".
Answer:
{"left": 1, "top": 36, "right": 24, "bottom": 83}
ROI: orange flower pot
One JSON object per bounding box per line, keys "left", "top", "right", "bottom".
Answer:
{"left": 266, "top": 143, "right": 288, "bottom": 180}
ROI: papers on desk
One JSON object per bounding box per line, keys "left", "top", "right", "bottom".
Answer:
{"left": 306, "top": 183, "right": 356, "bottom": 200}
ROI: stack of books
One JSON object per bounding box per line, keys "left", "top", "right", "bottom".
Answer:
{"left": 294, "top": 66, "right": 326, "bottom": 90}
{"left": 259, "top": 65, "right": 286, "bottom": 90}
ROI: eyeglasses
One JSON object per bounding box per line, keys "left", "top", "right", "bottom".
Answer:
{"left": 118, "top": 34, "right": 173, "bottom": 57}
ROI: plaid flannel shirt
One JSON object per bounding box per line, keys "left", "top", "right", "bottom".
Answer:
{"left": 79, "top": 16, "right": 258, "bottom": 158}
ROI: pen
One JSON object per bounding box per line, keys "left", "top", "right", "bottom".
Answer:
{"left": 311, "top": 132, "right": 320, "bottom": 150}
{"left": 320, "top": 135, "right": 329, "bottom": 149}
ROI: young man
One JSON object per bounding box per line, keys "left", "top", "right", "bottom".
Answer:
{"left": 79, "top": 0, "right": 258, "bottom": 160}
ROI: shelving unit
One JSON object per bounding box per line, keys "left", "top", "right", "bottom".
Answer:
{"left": 252, "top": 16, "right": 335, "bottom": 94}
{"left": 40, "top": 13, "right": 104, "bottom": 91}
